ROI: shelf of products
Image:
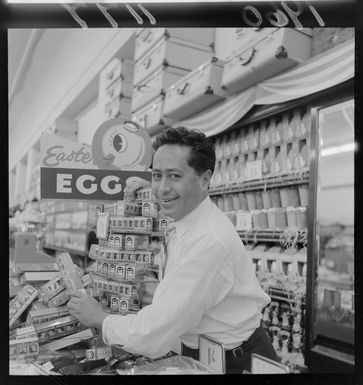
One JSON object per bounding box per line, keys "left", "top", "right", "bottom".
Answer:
{"left": 238, "top": 229, "right": 307, "bottom": 246}
{"left": 208, "top": 104, "right": 312, "bottom": 373}
{"left": 43, "top": 201, "right": 98, "bottom": 257}
{"left": 210, "top": 172, "right": 309, "bottom": 196}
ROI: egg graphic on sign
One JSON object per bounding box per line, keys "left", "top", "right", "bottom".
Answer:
{"left": 92, "top": 118, "right": 152, "bottom": 171}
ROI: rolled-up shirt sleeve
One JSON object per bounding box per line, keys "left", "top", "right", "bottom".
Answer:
{"left": 102, "top": 235, "right": 233, "bottom": 358}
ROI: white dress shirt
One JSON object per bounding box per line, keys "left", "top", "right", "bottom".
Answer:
{"left": 102, "top": 196, "right": 270, "bottom": 358}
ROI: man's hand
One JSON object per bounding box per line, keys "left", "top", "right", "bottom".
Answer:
{"left": 124, "top": 177, "right": 151, "bottom": 201}
{"left": 67, "top": 290, "right": 109, "bottom": 329}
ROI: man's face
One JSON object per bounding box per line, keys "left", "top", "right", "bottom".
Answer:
{"left": 152, "top": 145, "right": 209, "bottom": 221}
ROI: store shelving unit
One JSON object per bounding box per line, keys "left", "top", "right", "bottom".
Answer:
{"left": 237, "top": 229, "right": 307, "bottom": 246}
{"left": 43, "top": 202, "right": 97, "bottom": 258}
{"left": 210, "top": 172, "right": 309, "bottom": 196}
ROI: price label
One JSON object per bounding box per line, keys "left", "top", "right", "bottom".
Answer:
{"left": 199, "top": 335, "right": 225, "bottom": 374}
{"left": 236, "top": 212, "right": 252, "bottom": 231}
{"left": 246, "top": 160, "right": 262, "bottom": 181}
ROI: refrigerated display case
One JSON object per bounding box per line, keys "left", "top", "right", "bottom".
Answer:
{"left": 305, "top": 97, "right": 355, "bottom": 372}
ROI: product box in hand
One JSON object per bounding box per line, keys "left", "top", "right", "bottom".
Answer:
{"left": 9, "top": 285, "right": 38, "bottom": 328}
{"left": 56, "top": 253, "right": 85, "bottom": 293}
{"left": 38, "top": 274, "right": 65, "bottom": 302}
{"left": 47, "top": 290, "right": 70, "bottom": 308}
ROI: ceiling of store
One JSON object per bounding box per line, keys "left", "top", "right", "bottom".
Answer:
{"left": 8, "top": 29, "right": 33, "bottom": 96}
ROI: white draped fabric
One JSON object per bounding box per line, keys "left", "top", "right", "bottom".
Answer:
{"left": 255, "top": 40, "right": 354, "bottom": 105}
{"left": 173, "top": 86, "right": 256, "bottom": 137}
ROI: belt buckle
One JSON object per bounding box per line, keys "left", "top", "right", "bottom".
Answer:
{"left": 232, "top": 345, "right": 244, "bottom": 358}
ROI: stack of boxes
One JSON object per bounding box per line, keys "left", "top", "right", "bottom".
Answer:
{"left": 89, "top": 187, "right": 170, "bottom": 315}
{"left": 9, "top": 255, "right": 95, "bottom": 361}
{"left": 99, "top": 57, "right": 134, "bottom": 120}
{"left": 131, "top": 28, "right": 215, "bottom": 134}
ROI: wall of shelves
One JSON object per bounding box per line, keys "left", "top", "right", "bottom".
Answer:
{"left": 43, "top": 201, "right": 97, "bottom": 257}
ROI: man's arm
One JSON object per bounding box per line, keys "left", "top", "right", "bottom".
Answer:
{"left": 101, "top": 235, "right": 233, "bottom": 358}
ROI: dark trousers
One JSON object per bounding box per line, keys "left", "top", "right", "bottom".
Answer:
{"left": 181, "top": 324, "right": 279, "bottom": 374}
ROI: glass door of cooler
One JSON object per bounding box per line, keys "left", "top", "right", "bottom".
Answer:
{"left": 306, "top": 98, "right": 355, "bottom": 372}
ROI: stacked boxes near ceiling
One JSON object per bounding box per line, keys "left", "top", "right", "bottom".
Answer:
{"left": 88, "top": 187, "right": 171, "bottom": 315}
{"left": 131, "top": 28, "right": 215, "bottom": 134}
{"left": 99, "top": 58, "right": 134, "bottom": 120}
{"left": 209, "top": 105, "right": 311, "bottom": 370}
{"left": 220, "top": 28, "right": 313, "bottom": 95}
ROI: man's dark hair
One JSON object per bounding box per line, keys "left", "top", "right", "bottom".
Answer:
{"left": 153, "top": 126, "right": 215, "bottom": 175}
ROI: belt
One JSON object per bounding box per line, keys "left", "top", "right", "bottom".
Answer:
{"left": 226, "top": 325, "right": 263, "bottom": 359}
{"left": 182, "top": 325, "right": 263, "bottom": 361}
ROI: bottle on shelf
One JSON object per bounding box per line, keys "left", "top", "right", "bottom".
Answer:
{"left": 230, "top": 131, "right": 241, "bottom": 158}
{"left": 296, "top": 110, "right": 311, "bottom": 140}
{"left": 259, "top": 120, "right": 271, "bottom": 149}
{"left": 246, "top": 125, "right": 259, "bottom": 152}
{"left": 239, "top": 130, "right": 249, "bottom": 155}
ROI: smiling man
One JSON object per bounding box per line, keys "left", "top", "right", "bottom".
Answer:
{"left": 67, "top": 127, "right": 278, "bottom": 373}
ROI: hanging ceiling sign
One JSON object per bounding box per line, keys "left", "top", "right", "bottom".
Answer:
{"left": 40, "top": 118, "right": 152, "bottom": 200}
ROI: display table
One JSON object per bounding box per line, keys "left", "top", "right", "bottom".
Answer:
{"left": 10, "top": 352, "right": 216, "bottom": 375}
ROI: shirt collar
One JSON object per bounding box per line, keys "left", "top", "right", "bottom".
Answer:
{"left": 174, "top": 196, "right": 211, "bottom": 239}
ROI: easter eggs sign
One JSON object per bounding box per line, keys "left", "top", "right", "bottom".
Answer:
{"left": 40, "top": 118, "right": 152, "bottom": 200}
